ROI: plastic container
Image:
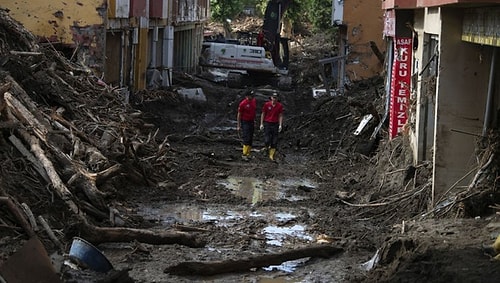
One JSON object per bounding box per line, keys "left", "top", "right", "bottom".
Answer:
{"left": 68, "top": 237, "right": 113, "bottom": 273}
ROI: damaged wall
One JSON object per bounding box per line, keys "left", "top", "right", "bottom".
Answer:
{"left": 0, "top": 0, "right": 106, "bottom": 45}
{"left": 0, "top": 0, "right": 107, "bottom": 74}
{"left": 342, "top": 0, "right": 386, "bottom": 81}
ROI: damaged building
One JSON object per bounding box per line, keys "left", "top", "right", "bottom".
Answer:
{"left": 327, "top": 0, "right": 386, "bottom": 95}
{"left": 332, "top": 0, "right": 500, "bottom": 205}
{"left": 0, "top": 0, "right": 210, "bottom": 91}
{"left": 332, "top": 0, "right": 387, "bottom": 81}
{"left": 381, "top": 0, "right": 500, "bottom": 203}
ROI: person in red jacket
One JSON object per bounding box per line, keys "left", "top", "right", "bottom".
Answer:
{"left": 260, "top": 91, "right": 283, "bottom": 161}
{"left": 237, "top": 90, "right": 257, "bottom": 160}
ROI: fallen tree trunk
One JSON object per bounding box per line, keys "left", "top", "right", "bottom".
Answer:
{"left": 164, "top": 244, "right": 343, "bottom": 276}
{"left": 79, "top": 222, "right": 206, "bottom": 248}
{"left": 4, "top": 91, "right": 49, "bottom": 139}
{"left": 16, "top": 129, "right": 78, "bottom": 206}
{"left": 8, "top": 134, "right": 50, "bottom": 183}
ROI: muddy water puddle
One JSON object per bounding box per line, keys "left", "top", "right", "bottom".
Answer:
{"left": 137, "top": 202, "right": 314, "bottom": 275}
{"left": 133, "top": 177, "right": 355, "bottom": 281}
{"left": 138, "top": 203, "right": 313, "bottom": 243}
{"left": 218, "top": 176, "right": 317, "bottom": 205}
{"left": 137, "top": 176, "right": 317, "bottom": 276}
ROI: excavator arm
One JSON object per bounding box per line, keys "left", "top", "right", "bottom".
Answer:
{"left": 262, "top": 0, "right": 291, "bottom": 70}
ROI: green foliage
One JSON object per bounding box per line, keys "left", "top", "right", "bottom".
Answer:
{"left": 303, "top": 0, "right": 333, "bottom": 32}
{"left": 255, "top": 0, "right": 268, "bottom": 16}
{"left": 209, "top": 0, "right": 335, "bottom": 33}
{"left": 210, "top": 0, "right": 245, "bottom": 22}
{"left": 282, "top": 0, "right": 302, "bottom": 23}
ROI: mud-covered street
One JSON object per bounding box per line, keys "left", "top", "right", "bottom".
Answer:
{"left": 1, "top": 10, "right": 500, "bottom": 283}
{"left": 100, "top": 76, "right": 393, "bottom": 282}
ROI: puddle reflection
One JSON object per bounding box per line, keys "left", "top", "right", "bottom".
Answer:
{"left": 218, "top": 176, "right": 316, "bottom": 205}
{"left": 263, "top": 225, "right": 313, "bottom": 247}
{"left": 138, "top": 204, "right": 251, "bottom": 227}
{"left": 263, "top": 257, "right": 311, "bottom": 273}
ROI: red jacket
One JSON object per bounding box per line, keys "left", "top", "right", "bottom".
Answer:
{"left": 261, "top": 101, "right": 283, "bottom": 123}
{"left": 238, "top": 97, "right": 256, "bottom": 121}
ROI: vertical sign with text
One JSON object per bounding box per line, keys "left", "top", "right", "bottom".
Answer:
{"left": 389, "top": 37, "right": 412, "bottom": 138}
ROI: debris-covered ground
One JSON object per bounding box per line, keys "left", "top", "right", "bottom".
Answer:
{"left": 1, "top": 12, "right": 500, "bottom": 283}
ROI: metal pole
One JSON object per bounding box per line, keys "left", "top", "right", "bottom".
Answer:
{"left": 482, "top": 47, "right": 498, "bottom": 136}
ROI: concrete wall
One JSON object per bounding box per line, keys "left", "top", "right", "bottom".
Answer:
{"left": 432, "top": 7, "right": 490, "bottom": 200}
{"left": 343, "top": 0, "right": 386, "bottom": 81}
{"left": 0, "top": 0, "right": 107, "bottom": 74}
{"left": 0, "top": 0, "right": 106, "bottom": 44}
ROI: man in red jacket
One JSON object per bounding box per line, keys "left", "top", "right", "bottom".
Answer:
{"left": 260, "top": 91, "right": 283, "bottom": 161}
{"left": 237, "top": 90, "right": 257, "bottom": 160}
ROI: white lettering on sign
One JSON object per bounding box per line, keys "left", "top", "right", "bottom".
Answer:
{"left": 397, "top": 38, "right": 412, "bottom": 45}
{"left": 396, "top": 96, "right": 407, "bottom": 105}
{"left": 389, "top": 38, "right": 413, "bottom": 138}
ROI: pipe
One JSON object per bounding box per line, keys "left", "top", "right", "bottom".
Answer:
{"left": 371, "top": 38, "right": 394, "bottom": 139}
{"left": 162, "top": 26, "right": 174, "bottom": 87}
{"left": 120, "top": 31, "right": 125, "bottom": 87}
{"left": 482, "top": 47, "right": 498, "bottom": 137}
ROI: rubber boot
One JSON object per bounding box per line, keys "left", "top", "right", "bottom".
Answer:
{"left": 494, "top": 234, "right": 500, "bottom": 254}
{"left": 242, "top": 145, "right": 249, "bottom": 160}
{"left": 246, "top": 146, "right": 252, "bottom": 157}
{"left": 269, "top": 148, "right": 276, "bottom": 161}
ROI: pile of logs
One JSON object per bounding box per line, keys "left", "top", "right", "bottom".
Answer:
{"left": 0, "top": 9, "right": 201, "bottom": 248}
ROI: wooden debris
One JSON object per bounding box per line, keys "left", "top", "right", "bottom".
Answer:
{"left": 164, "top": 244, "right": 343, "bottom": 276}
{"left": 16, "top": 128, "right": 80, "bottom": 213}
{"left": 8, "top": 135, "right": 50, "bottom": 182}
{"left": 20, "top": 202, "right": 38, "bottom": 231}
{"left": 78, "top": 221, "right": 206, "bottom": 248}
{"left": 173, "top": 224, "right": 211, "bottom": 232}
{"left": 9, "top": 51, "right": 42, "bottom": 56}
{"left": 37, "top": 215, "right": 64, "bottom": 251}
{"left": 0, "top": 196, "right": 35, "bottom": 237}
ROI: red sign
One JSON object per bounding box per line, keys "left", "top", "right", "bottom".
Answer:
{"left": 389, "top": 37, "right": 412, "bottom": 139}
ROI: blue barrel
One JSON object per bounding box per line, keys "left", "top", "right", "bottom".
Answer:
{"left": 69, "top": 237, "right": 113, "bottom": 273}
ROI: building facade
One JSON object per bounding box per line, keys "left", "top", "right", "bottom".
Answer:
{"left": 0, "top": 0, "right": 210, "bottom": 91}
{"left": 382, "top": 0, "right": 500, "bottom": 203}
{"left": 332, "top": 0, "right": 387, "bottom": 82}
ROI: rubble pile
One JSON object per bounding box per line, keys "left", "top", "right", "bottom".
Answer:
{"left": 0, "top": 9, "right": 184, "bottom": 281}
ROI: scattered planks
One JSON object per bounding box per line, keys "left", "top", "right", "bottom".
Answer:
{"left": 164, "top": 244, "right": 343, "bottom": 276}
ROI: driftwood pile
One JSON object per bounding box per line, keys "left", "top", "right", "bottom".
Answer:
{"left": 0, "top": 9, "right": 203, "bottom": 248}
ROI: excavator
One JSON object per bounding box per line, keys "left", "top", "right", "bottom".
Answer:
{"left": 199, "top": 0, "right": 292, "bottom": 89}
